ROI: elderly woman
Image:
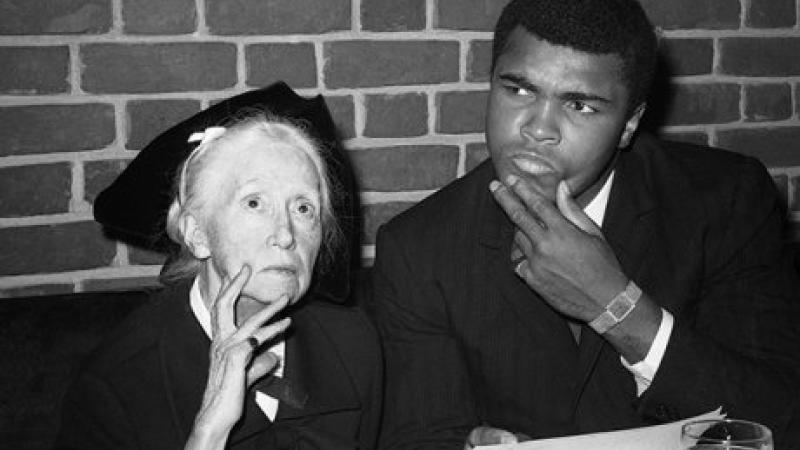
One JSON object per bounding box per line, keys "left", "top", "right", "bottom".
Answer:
{"left": 56, "top": 113, "right": 381, "bottom": 450}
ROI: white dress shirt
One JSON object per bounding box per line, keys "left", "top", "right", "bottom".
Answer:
{"left": 583, "top": 172, "right": 674, "bottom": 396}
{"left": 189, "top": 278, "right": 285, "bottom": 420}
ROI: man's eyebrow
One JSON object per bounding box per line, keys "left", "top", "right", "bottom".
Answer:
{"left": 498, "top": 72, "right": 612, "bottom": 104}
{"left": 497, "top": 73, "right": 539, "bottom": 92}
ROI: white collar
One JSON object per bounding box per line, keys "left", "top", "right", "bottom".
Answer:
{"left": 583, "top": 170, "right": 614, "bottom": 227}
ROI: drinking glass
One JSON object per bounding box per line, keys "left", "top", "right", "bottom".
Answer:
{"left": 680, "top": 419, "right": 773, "bottom": 450}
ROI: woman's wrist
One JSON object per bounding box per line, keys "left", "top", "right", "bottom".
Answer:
{"left": 186, "top": 411, "right": 234, "bottom": 450}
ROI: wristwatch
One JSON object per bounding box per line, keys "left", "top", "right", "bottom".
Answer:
{"left": 588, "top": 281, "right": 642, "bottom": 334}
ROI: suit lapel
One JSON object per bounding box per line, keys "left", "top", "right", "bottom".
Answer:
{"left": 275, "top": 304, "right": 361, "bottom": 421}
{"left": 572, "top": 144, "right": 658, "bottom": 402}
{"left": 156, "top": 284, "right": 220, "bottom": 440}
{"left": 476, "top": 165, "right": 580, "bottom": 360}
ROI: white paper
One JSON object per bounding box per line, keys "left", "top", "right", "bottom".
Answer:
{"left": 476, "top": 408, "right": 725, "bottom": 450}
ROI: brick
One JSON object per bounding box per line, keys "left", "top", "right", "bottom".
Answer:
{"left": 350, "top": 145, "right": 459, "bottom": 191}
{"left": 207, "top": 0, "right": 349, "bottom": 35}
{"left": 638, "top": 0, "right": 740, "bottom": 30}
{"left": 437, "top": 90, "right": 489, "bottom": 134}
{"left": 0, "top": 222, "right": 116, "bottom": 276}
{"left": 436, "top": 0, "right": 506, "bottom": 30}
{"left": 81, "top": 43, "right": 237, "bottom": 94}
{"left": 128, "top": 246, "right": 167, "bottom": 265}
{"left": 467, "top": 40, "right": 493, "bottom": 82}
{"left": 84, "top": 159, "right": 131, "bottom": 203}
{"left": 246, "top": 43, "right": 317, "bottom": 89}
{"left": 772, "top": 174, "right": 789, "bottom": 210}
{"left": 657, "top": 131, "right": 709, "bottom": 147}
{"left": 0, "top": 0, "right": 111, "bottom": 35}
{"left": 122, "top": 0, "right": 196, "bottom": 34}
{"left": 720, "top": 38, "right": 800, "bottom": 76}
{"left": 83, "top": 276, "right": 163, "bottom": 292}
{"left": 361, "top": 201, "right": 415, "bottom": 244}
{"left": 0, "top": 164, "right": 72, "bottom": 217}
{"left": 744, "top": 83, "right": 792, "bottom": 122}
{"left": 364, "top": 93, "right": 428, "bottom": 138}
{"left": 362, "top": 0, "right": 425, "bottom": 31}
{"left": 326, "top": 95, "right": 355, "bottom": 140}
{"left": 747, "top": 0, "right": 796, "bottom": 28}
{"left": 0, "top": 284, "right": 74, "bottom": 298}
{"left": 660, "top": 83, "right": 740, "bottom": 126}
{"left": 324, "top": 41, "right": 459, "bottom": 88}
{"left": 717, "top": 127, "right": 800, "bottom": 167}
{"left": 466, "top": 142, "right": 490, "bottom": 172}
{"left": 660, "top": 39, "right": 713, "bottom": 77}
{"left": 127, "top": 99, "right": 202, "bottom": 150}
{"left": 0, "top": 104, "right": 114, "bottom": 156}
{"left": 0, "top": 47, "right": 69, "bottom": 95}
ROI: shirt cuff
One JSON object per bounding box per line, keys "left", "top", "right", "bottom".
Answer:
{"left": 620, "top": 309, "right": 674, "bottom": 396}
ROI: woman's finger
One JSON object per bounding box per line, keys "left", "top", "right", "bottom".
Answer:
{"left": 246, "top": 317, "right": 292, "bottom": 351}
{"left": 246, "top": 351, "right": 280, "bottom": 387}
{"left": 211, "top": 264, "right": 251, "bottom": 337}
{"left": 234, "top": 295, "right": 290, "bottom": 339}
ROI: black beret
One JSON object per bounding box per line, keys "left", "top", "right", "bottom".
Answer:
{"left": 94, "top": 81, "right": 358, "bottom": 302}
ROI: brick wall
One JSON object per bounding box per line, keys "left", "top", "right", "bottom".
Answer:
{"left": 1, "top": 0, "right": 799, "bottom": 297}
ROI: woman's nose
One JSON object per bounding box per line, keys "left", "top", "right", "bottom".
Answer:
{"left": 521, "top": 101, "right": 561, "bottom": 144}
{"left": 267, "top": 214, "right": 295, "bottom": 249}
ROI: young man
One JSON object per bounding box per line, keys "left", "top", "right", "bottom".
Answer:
{"left": 371, "top": 0, "right": 800, "bottom": 448}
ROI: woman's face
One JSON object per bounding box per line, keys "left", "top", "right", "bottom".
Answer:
{"left": 195, "top": 127, "right": 323, "bottom": 305}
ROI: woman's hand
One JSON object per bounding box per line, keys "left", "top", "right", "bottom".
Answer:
{"left": 186, "top": 265, "right": 291, "bottom": 449}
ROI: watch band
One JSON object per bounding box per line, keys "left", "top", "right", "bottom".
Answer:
{"left": 589, "top": 281, "right": 642, "bottom": 334}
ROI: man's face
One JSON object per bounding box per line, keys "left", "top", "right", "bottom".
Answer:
{"left": 486, "top": 27, "right": 643, "bottom": 206}
{"left": 198, "top": 128, "right": 322, "bottom": 305}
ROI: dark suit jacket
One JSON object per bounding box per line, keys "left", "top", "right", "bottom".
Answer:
{"left": 55, "top": 281, "right": 382, "bottom": 450}
{"left": 371, "top": 133, "right": 800, "bottom": 449}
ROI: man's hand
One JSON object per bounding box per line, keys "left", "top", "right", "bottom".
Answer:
{"left": 490, "top": 175, "right": 628, "bottom": 323}
{"left": 464, "top": 426, "right": 530, "bottom": 449}
{"left": 490, "top": 176, "right": 663, "bottom": 363}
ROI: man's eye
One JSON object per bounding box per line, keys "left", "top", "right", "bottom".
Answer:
{"left": 505, "top": 85, "right": 532, "bottom": 96}
{"left": 566, "top": 100, "right": 596, "bottom": 114}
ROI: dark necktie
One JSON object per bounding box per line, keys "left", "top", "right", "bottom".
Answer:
{"left": 255, "top": 374, "right": 308, "bottom": 410}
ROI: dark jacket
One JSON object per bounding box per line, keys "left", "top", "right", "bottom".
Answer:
{"left": 56, "top": 281, "right": 382, "bottom": 450}
{"left": 371, "top": 133, "right": 800, "bottom": 449}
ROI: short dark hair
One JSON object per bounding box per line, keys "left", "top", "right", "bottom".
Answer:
{"left": 491, "top": 0, "right": 658, "bottom": 112}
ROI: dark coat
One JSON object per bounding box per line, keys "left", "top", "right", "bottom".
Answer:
{"left": 56, "top": 281, "right": 382, "bottom": 450}
{"left": 371, "top": 133, "right": 800, "bottom": 449}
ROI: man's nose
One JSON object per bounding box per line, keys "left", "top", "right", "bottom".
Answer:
{"left": 267, "top": 212, "right": 295, "bottom": 249}
{"left": 521, "top": 101, "right": 561, "bottom": 144}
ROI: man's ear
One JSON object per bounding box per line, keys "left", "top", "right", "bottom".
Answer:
{"left": 618, "top": 103, "right": 646, "bottom": 149}
{"left": 179, "top": 213, "right": 211, "bottom": 259}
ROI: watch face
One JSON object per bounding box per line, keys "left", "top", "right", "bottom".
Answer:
{"left": 607, "top": 294, "right": 635, "bottom": 321}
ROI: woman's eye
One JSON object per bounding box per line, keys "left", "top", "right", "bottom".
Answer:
{"left": 245, "top": 197, "right": 261, "bottom": 209}
{"left": 296, "top": 201, "right": 316, "bottom": 219}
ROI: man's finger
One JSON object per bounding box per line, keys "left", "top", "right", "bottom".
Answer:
{"left": 466, "top": 426, "right": 519, "bottom": 448}
{"left": 212, "top": 264, "right": 252, "bottom": 336}
{"left": 490, "top": 180, "right": 545, "bottom": 242}
{"left": 504, "top": 174, "right": 563, "bottom": 229}
{"left": 556, "top": 180, "right": 602, "bottom": 236}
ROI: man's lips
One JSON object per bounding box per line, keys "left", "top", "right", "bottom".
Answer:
{"left": 511, "top": 154, "right": 556, "bottom": 176}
